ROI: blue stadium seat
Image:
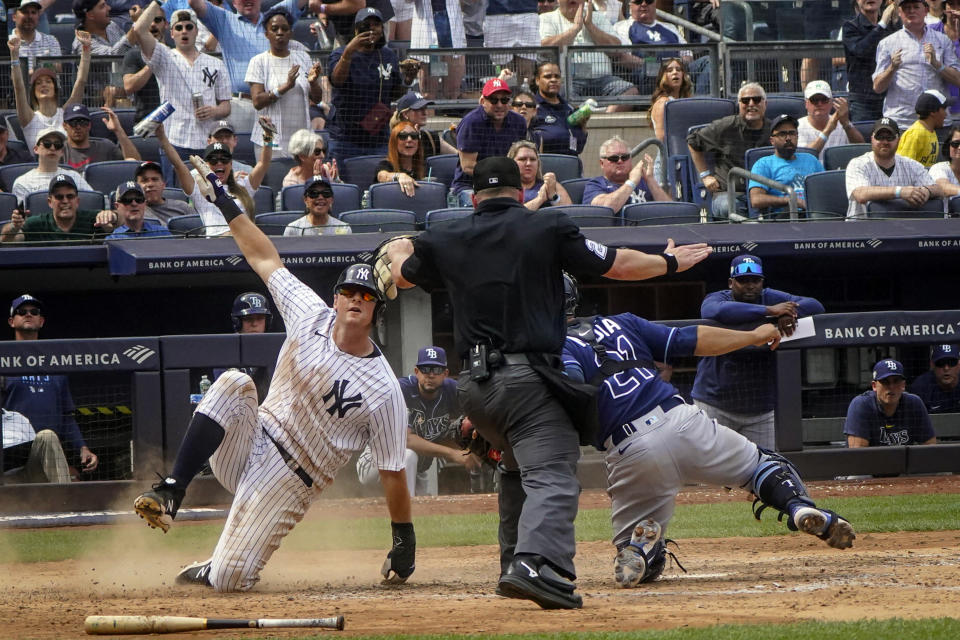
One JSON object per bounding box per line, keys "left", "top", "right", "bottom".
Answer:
{"left": 663, "top": 97, "right": 736, "bottom": 202}
{"left": 425, "top": 207, "right": 472, "bottom": 228}
{"left": 129, "top": 135, "right": 161, "bottom": 163}
{"left": 340, "top": 155, "right": 384, "bottom": 194}
{"left": 764, "top": 95, "right": 807, "bottom": 121}
{"left": 866, "top": 198, "right": 946, "bottom": 219}
{"left": 339, "top": 209, "right": 417, "bottom": 232}
{"left": 0, "top": 163, "right": 36, "bottom": 192}
{"left": 744, "top": 146, "right": 818, "bottom": 218}
{"left": 6, "top": 140, "right": 28, "bottom": 156}
{"left": 280, "top": 184, "right": 305, "bottom": 211}
{"left": 262, "top": 157, "right": 297, "bottom": 194}
{"left": 26, "top": 190, "right": 106, "bottom": 215}
{"left": 803, "top": 170, "right": 847, "bottom": 219}
{"left": 425, "top": 153, "right": 458, "bottom": 188}
{"left": 280, "top": 182, "right": 362, "bottom": 216}
{"left": 4, "top": 113, "right": 24, "bottom": 145}
{"left": 851, "top": 121, "right": 874, "bottom": 142}
{"left": 822, "top": 144, "right": 871, "bottom": 171}
{"left": 0, "top": 192, "right": 18, "bottom": 220}
{"left": 162, "top": 188, "right": 189, "bottom": 203}
{"left": 232, "top": 133, "right": 256, "bottom": 165}
{"left": 48, "top": 23, "right": 76, "bottom": 55}
{"left": 540, "top": 154, "right": 582, "bottom": 182}
{"left": 167, "top": 214, "right": 206, "bottom": 237}
{"left": 369, "top": 181, "right": 448, "bottom": 227}
{"left": 253, "top": 186, "right": 275, "bottom": 213}
{"left": 84, "top": 160, "right": 141, "bottom": 194}
{"left": 950, "top": 195, "right": 960, "bottom": 216}
{"left": 622, "top": 202, "right": 701, "bottom": 226}
{"left": 561, "top": 177, "right": 591, "bottom": 205}
{"left": 549, "top": 204, "right": 619, "bottom": 227}
{"left": 255, "top": 211, "right": 303, "bottom": 235}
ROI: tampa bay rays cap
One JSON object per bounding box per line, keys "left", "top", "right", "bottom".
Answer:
{"left": 873, "top": 359, "right": 905, "bottom": 381}
{"left": 10, "top": 294, "right": 43, "bottom": 317}
{"left": 730, "top": 254, "right": 763, "bottom": 278}
{"left": 931, "top": 344, "right": 959, "bottom": 365}
{"left": 417, "top": 346, "right": 447, "bottom": 368}
{"left": 473, "top": 156, "right": 522, "bottom": 192}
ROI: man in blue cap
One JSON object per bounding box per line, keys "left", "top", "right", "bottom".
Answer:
{"left": 910, "top": 344, "right": 960, "bottom": 414}
{"left": 692, "top": 254, "right": 824, "bottom": 451}
{"left": 844, "top": 358, "right": 937, "bottom": 447}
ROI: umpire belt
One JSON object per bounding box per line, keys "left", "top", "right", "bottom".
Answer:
{"left": 460, "top": 351, "right": 561, "bottom": 371}
{"left": 264, "top": 431, "right": 314, "bottom": 488}
{"left": 609, "top": 395, "right": 686, "bottom": 447}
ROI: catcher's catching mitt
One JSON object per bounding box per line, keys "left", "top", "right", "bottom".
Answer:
{"left": 455, "top": 416, "right": 501, "bottom": 467}
{"left": 360, "top": 235, "right": 416, "bottom": 301}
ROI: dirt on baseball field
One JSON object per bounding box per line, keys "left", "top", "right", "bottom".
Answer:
{"left": 3, "top": 475, "right": 960, "bottom": 640}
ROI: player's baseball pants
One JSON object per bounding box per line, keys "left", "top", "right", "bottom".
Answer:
{"left": 605, "top": 402, "right": 759, "bottom": 548}
{"left": 195, "top": 370, "right": 316, "bottom": 592}
{"left": 356, "top": 447, "right": 425, "bottom": 496}
{"left": 459, "top": 365, "right": 581, "bottom": 579}
{"left": 693, "top": 400, "right": 776, "bottom": 451}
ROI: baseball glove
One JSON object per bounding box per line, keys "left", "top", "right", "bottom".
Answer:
{"left": 360, "top": 235, "right": 416, "bottom": 301}
{"left": 455, "top": 416, "right": 501, "bottom": 467}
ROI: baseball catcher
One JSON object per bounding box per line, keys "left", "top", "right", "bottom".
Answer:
{"left": 560, "top": 274, "right": 854, "bottom": 587}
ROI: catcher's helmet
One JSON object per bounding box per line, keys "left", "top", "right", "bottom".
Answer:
{"left": 562, "top": 272, "right": 580, "bottom": 317}
{"left": 231, "top": 292, "right": 272, "bottom": 332}
{"left": 334, "top": 263, "right": 384, "bottom": 302}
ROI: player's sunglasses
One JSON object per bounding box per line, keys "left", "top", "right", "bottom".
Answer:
{"left": 418, "top": 365, "right": 445, "bottom": 375}
{"left": 739, "top": 96, "right": 764, "bottom": 105}
{"left": 732, "top": 262, "right": 762, "bottom": 276}
{"left": 13, "top": 307, "right": 42, "bottom": 317}
{"left": 396, "top": 132, "right": 418, "bottom": 141}
{"left": 936, "top": 359, "right": 959, "bottom": 367}
{"left": 603, "top": 154, "right": 631, "bottom": 163}
{"left": 336, "top": 286, "right": 377, "bottom": 302}
{"left": 119, "top": 195, "right": 146, "bottom": 204}
{"left": 486, "top": 96, "right": 512, "bottom": 105}
{"left": 305, "top": 188, "right": 333, "bottom": 199}
{"left": 39, "top": 139, "right": 64, "bottom": 149}
{"left": 512, "top": 101, "right": 536, "bottom": 109}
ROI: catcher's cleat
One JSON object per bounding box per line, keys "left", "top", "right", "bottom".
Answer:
{"left": 793, "top": 506, "right": 855, "bottom": 550}
{"left": 497, "top": 555, "right": 582, "bottom": 610}
{"left": 614, "top": 519, "right": 662, "bottom": 588}
{"left": 176, "top": 560, "right": 213, "bottom": 587}
{"left": 133, "top": 477, "right": 185, "bottom": 533}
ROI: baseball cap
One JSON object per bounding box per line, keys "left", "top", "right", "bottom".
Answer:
{"left": 115, "top": 181, "right": 144, "bottom": 201}
{"left": 29, "top": 66, "right": 57, "bottom": 86}
{"left": 304, "top": 175, "right": 333, "bottom": 193}
{"left": 211, "top": 120, "right": 235, "bottom": 136}
{"left": 170, "top": 8, "right": 198, "bottom": 25}
{"left": 63, "top": 103, "right": 91, "bottom": 122}
{"left": 473, "top": 156, "right": 522, "bottom": 192}
{"left": 482, "top": 78, "right": 512, "bottom": 98}
{"left": 770, "top": 113, "right": 799, "bottom": 131}
{"left": 873, "top": 359, "right": 905, "bottom": 381}
{"left": 354, "top": 7, "right": 384, "bottom": 23}
{"left": 872, "top": 117, "right": 899, "bottom": 137}
{"left": 18, "top": 0, "right": 42, "bottom": 9}
{"left": 203, "top": 142, "right": 232, "bottom": 159}
{"left": 10, "top": 294, "right": 43, "bottom": 318}
{"left": 36, "top": 126, "right": 67, "bottom": 145}
{"left": 916, "top": 89, "right": 950, "bottom": 116}
{"left": 48, "top": 173, "right": 78, "bottom": 192}
{"left": 931, "top": 344, "right": 959, "bottom": 364}
{"left": 730, "top": 254, "right": 764, "bottom": 278}
{"left": 397, "top": 91, "right": 433, "bottom": 112}
{"left": 897, "top": 0, "right": 927, "bottom": 5}
{"left": 134, "top": 160, "right": 163, "bottom": 178}
{"left": 803, "top": 80, "right": 833, "bottom": 101}
{"left": 416, "top": 346, "right": 447, "bottom": 368}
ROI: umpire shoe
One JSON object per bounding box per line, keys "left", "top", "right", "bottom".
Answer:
{"left": 134, "top": 477, "right": 185, "bottom": 533}
{"left": 176, "top": 560, "right": 213, "bottom": 587}
{"left": 497, "top": 555, "right": 583, "bottom": 610}
{"left": 793, "top": 507, "right": 856, "bottom": 550}
{"left": 614, "top": 519, "right": 662, "bottom": 588}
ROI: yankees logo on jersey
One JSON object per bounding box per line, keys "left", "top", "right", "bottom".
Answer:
{"left": 323, "top": 380, "right": 363, "bottom": 418}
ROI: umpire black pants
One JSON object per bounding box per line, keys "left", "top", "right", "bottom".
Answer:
{"left": 458, "top": 365, "right": 582, "bottom": 580}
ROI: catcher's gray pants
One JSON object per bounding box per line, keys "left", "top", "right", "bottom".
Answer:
{"left": 459, "top": 365, "right": 581, "bottom": 579}
{"left": 693, "top": 399, "right": 776, "bottom": 451}
{"left": 606, "top": 402, "right": 758, "bottom": 548}
{"left": 356, "top": 447, "right": 424, "bottom": 496}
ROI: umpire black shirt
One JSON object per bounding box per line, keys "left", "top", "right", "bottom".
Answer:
{"left": 400, "top": 196, "right": 616, "bottom": 359}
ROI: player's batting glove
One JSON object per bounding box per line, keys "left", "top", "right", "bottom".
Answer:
{"left": 381, "top": 521, "right": 415, "bottom": 584}
{"left": 189, "top": 155, "right": 246, "bottom": 223}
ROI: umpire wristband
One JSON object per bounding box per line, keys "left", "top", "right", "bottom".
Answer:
{"left": 661, "top": 252, "right": 678, "bottom": 275}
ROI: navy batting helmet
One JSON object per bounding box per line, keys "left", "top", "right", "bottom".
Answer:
{"left": 334, "top": 263, "right": 384, "bottom": 302}
{"left": 563, "top": 272, "right": 580, "bottom": 317}
{"left": 231, "top": 292, "right": 272, "bottom": 332}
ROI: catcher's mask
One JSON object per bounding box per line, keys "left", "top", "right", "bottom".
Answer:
{"left": 563, "top": 272, "right": 580, "bottom": 318}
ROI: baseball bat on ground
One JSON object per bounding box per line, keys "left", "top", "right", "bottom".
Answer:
{"left": 84, "top": 615, "right": 345, "bottom": 635}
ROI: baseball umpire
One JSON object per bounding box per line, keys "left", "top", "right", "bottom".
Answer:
{"left": 561, "top": 274, "right": 855, "bottom": 588}
{"left": 133, "top": 158, "right": 415, "bottom": 592}
{"left": 377, "top": 156, "right": 712, "bottom": 609}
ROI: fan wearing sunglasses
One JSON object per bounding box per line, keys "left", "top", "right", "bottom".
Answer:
{"left": 928, "top": 124, "right": 960, "bottom": 194}
{"left": 2, "top": 173, "right": 117, "bottom": 243}
{"left": 283, "top": 129, "right": 338, "bottom": 187}
{"left": 376, "top": 122, "right": 426, "bottom": 198}
{"left": 692, "top": 254, "right": 824, "bottom": 452}
{"left": 106, "top": 181, "right": 173, "bottom": 239}
{"left": 9, "top": 127, "right": 93, "bottom": 204}
{"left": 583, "top": 135, "right": 671, "bottom": 213}
{"left": 911, "top": 343, "right": 960, "bottom": 414}
{"left": 283, "top": 175, "right": 351, "bottom": 236}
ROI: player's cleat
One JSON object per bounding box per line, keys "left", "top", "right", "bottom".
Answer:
{"left": 793, "top": 506, "right": 855, "bottom": 550}
{"left": 175, "top": 560, "right": 213, "bottom": 587}
{"left": 497, "top": 555, "right": 582, "bottom": 609}
{"left": 614, "top": 519, "right": 662, "bottom": 588}
{"left": 133, "top": 477, "right": 185, "bottom": 534}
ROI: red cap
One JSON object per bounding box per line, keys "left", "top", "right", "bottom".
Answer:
{"left": 482, "top": 78, "right": 512, "bottom": 98}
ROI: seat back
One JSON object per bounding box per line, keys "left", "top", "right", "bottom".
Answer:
{"left": 26, "top": 189, "right": 106, "bottom": 214}
{"left": 549, "top": 204, "right": 619, "bottom": 227}
{"left": 48, "top": 23, "right": 76, "bottom": 55}
{"left": 764, "top": 95, "right": 807, "bottom": 121}
{"left": 262, "top": 157, "right": 298, "bottom": 194}
{"left": 866, "top": 198, "right": 946, "bottom": 219}
{"left": 281, "top": 182, "right": 362, "bottom": 216}
{"left": 663, "top": 97, "right": 737, "bottom": 159}
{"left": 822, "top": 144, "right": 871, "bottom": 171}
{"left": 622, "top": 201, "right": 701, "bottom": 226}
{"left": 369, "top": 181, "right": 448, "bottom": 226}
{"left": 0, "top": 192, "right": 18, "bottom": 220}
{"left": 340, "top": 155, "right": 384, "bottom": 193}
{"left": 291, "top": 18, "right": 318, "bottom": 48}
{"left": 4, "top": 113, "right": 25, "bottom": 145}
{"left": 0, "top": 163, "right": 36, "bottom": 192}
{"left": 425, "top": 207, "right": 473, "bottom": 228}
{"left": 6, "top": 140, "right": 28, "bottom": 155}
{"left": 255, "top": 211, "right": 303, "bottom": 235}
{"left": 803, "top": 170, "right": 848, "bottom": 219}
{"left": 851, "top": 121, "right": 874, "bottom": 142}
{"left": 339, "top": 209, "right": 418, "bottom": 232}
{"left": 425, "top": 153, "right": 459, "bottom": 188}
{"left": 129, "top": 135, "right": 161, "bottom": 163}
{"left": 253, "top": 186, "right": 275, "bottom": 213}
{"left": 232, "top": 133, "right": 257, "bottom": 165}
{"left": 166, "top": 214, "right": 206, "bottom": 236}
{"left": 84, "top": 160, "right": 140, "bottom": 193}
{"left": 281, "top": 184, "right": 306, "bottom": 211}
{"left": 744, "top": 146, "right": 819, "bottom": 171}
{"left": 162, "top": 187, "right": 189, "bottom": 203}
{"left": 560, "top": 177, "right": 591, "bottom": 205}
{"left": 540, "top": 154, "right": 583, "bottom": 182}
{"left": 950, "top": 194, "right": 960, "bottom": 215}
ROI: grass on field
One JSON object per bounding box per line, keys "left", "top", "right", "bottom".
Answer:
{"left": 2, "top": 493, "right": 959, "bottom": 564}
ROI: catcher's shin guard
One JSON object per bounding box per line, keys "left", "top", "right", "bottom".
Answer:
{"left": 749, "top": 449, "right": 815, "bottom": 529}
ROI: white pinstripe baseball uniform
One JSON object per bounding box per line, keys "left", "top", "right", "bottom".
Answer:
{"left": 194, "top": 266, "right": 407, "bottom": 592}
{"left": 845, "top": 151, "right": 935, "bottom": 218}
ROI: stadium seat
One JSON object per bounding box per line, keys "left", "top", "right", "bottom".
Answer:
{"left": 764, "top": 95, "right": 807, "bottom": 121}
{"left": 0, "top": 192, "right": 18, "bottom": 220}
{"left": 26, "top": 189, "right": 106, "bottom": 215}
{"left": 280, "top": 184, "right": 306, "bottom": 211}
{"left": 0, "top": 163, "right": 37, "bottom": 191}
{"left": 802, "top": 170, "right": 847, "bottom": 219}
{"left": 280, "top": 182, "right": 361, "bottom": 216}
{"left": 622, "top": 202, "right": 701, "bottom": 226}
{"left": 4, "top": 113, "right": 24, "bottom": 145}
{"left": 255, "top": 211, "right": 302, "bottom": 235}
{"left": 851, "top": 121, "right": 874, "bottom": 142}
{"left": 253, "top": 186, "right": 275, "bottom": 213}
{"left": 549, "top": 204, "right": 619, "bottom": 227}
{"left": 6, "top": 139, "right": 28, "bottom": 156}
{"left": 425, "top": 207, "right": 472, "bottom": 227}
{"left": 340, "top": 155, "right": 384, "bottom": 194}
{"left": 743, "top": 146, "right": 818, "bottom": 219}
{"left": 369, "top": 181, "right": 448, "bottom": 226}
{"left": 663, "top": 97, "right": 736, "bottom": 201}
{"left": 129, "top": 135, "right": 161, "bottom": 163}
{"left": 291, "top": 18, "right": 318, "bottom": 48}
{"left": 561, "top": 177, "right": 591, "bottom": 205}
{"left": 88, "top": 111, "right": 118, "bottom": 142}
{"left": 262, "top": 157, "right": 297, "bottom": 194}
{"left": 162, "top": 187, "right": 189, "bottom": 203}
{"left": 540, "top": 154, "right": 583, "bottom": 182}
{"left": 866, "top": 198, "right": 946, "bottom": 219}
{"left": 48, "top": 23, "right": 76, "bottom": 55}
{"left": 167, "top": 214, "right": 206, "bottom": 237}
{"left": 950, "top": 195, "right": 960, "bottom": 216}
{"left": 232, "top": 133, "right": 256, "bottom": 165}
{"left": 84, "top": 160, "right": 141, "bottom": 194}
{"left": 339, "top": 209, "right": 418, "bottom": 232}
{"left": 822, "top": 144, "right": 871, "bottom": 171}
{"left": 425, "top": 153, "right": 458, "bottom": 189}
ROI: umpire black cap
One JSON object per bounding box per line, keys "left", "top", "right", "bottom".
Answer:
{"left": 473, "top": 156, "right": 522, "bottom": 192}
{"left": 334, "top": 263, "right": 383, "bottom": 303}
{"left": 231, "top": 292, "right": 272, "bottom": 332}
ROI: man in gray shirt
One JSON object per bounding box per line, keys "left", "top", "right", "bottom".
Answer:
{"left": 62, "top": 103, "right": 140, "bottom": 171}
{"left": 134, "top": 161, "right": 195, "bottom": 223}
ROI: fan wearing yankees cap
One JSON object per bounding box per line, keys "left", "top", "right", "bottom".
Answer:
{"left": 106, "top": 182, "right": 173, "bottom": 239}
{"left": 1, "top": 173, "right": 117, "bottom": 243}
{"left": 844, "top": 358, "right": 937, "bottom": 447}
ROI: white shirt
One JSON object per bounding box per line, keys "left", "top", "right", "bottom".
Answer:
{"left": 190, "top": 172, "right": 256, "bottom": 236}
{"left": 2, "top": 409, "right": 35, "bottom": 449}
{"left": 797, "top": 116, "right": 852, "bottom": 162}
{"left": 283, "top": 214, "right": 352, "bottom": 236}
{"left": 15, "top": 30, "right": 62, "bottom": 71}
{"left": 22, "top": 109, "right": 64, "bottom": 152}
{"left": 244, "top": 49, "right": 314, "bottom": 156}
{"left": 12, "top": 168, "right": 93, "bottom": 202}
{"left": 540, "top": 9, "right": 617, "bottom": 77}
{"left": 144, "top": 44, "right": 231, "bottom": 149}
{"left": 929, "top": 160, "right": 959, "bottom": 186}
{"left": 845, "top": 152, "right": 936, "bottom": 218}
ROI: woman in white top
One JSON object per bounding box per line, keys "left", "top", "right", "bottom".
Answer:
{"left": 8, "top": 30, "right": 91, "bottom": 150}
{"left": 155, "top": 122, "right": 272, "bottom": 236}
{"left": 247, "top": 8, "right": 323, "bottom": 159}
{"left": 929, "top": 125, "right": 960, "bottom": 195}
